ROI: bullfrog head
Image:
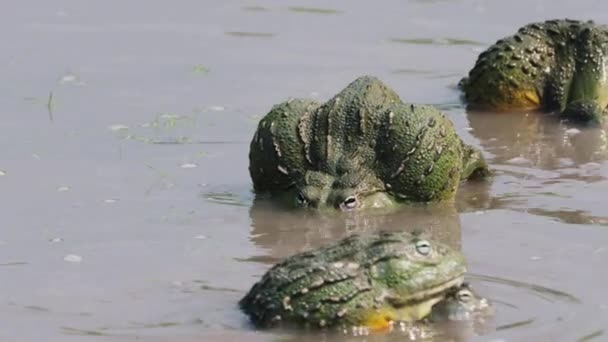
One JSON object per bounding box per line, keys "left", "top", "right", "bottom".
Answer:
{"left": 560, "top": 26, "right": 608, "bottom": 123}
{"left": 287, "top": 169, "right": 395, "bottom": 211}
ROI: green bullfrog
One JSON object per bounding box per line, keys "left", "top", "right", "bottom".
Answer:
{"left": 239, "top": 231, "right": 467, "bottom": 330}
{"left": 460, "top": 19, "right": 608, "bottom": 124}
{"left": 249, "top": 76, "right": 488, "bottom": 210}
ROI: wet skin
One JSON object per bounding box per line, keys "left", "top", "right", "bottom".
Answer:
{"left": 239, "top": 231, "right": 467, "bottom": 330}
{"left": 460, "top": 19, "right": 608, "bottom": 124}
{"left": 427, "top": 283, "right": 494, "bottom": 323}
{"left": 249, "top": 76, "right": 489, "bottom": 211}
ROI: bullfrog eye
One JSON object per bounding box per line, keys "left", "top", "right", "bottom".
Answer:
{"left": 295, "top": 192, "right": 308, "bottom": 207}
{"left": 415, "top": 240, "right": 432, "bottom": 256}
{"left": 456, "top": 289, "right": 473, "bottom": 303}
{"left": 341, "top": 196, "right": 357, "bottom": 210}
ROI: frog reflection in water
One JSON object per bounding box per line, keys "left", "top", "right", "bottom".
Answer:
{"left": 239, "top": 231, "right": 468, "bottom": 330}
{"left": 467, "top": 109, "right": 608, "bottom": 170}
{"left": 465, "top": 108, "right": 608, "bottom": 225}
{"left": 247, "top": 198, "right": 464, "bottom": 261}
{"left": 249, "top": 76, "right": 489, "bottom": 211}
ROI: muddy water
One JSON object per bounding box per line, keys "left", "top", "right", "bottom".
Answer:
{"left": 1, "top": 1, "right": 608, "bottom": 341}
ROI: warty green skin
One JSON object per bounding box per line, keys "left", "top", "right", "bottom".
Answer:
{"left": 460, "top": 19, "right": 608, "bottom": 124}
{"left": 239, "top": 231, "right": 467, "bottom": 329}
{"left": 249, "top": 76, "right": 489, "bottom": 210}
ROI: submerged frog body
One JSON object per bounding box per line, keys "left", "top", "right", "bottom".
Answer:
{"left": 249, "top": 76, "right": 488, "bottom": 210}
{"left": 427, "top": 283, "right": 493, "bottom": 323}
{"left": 460, "top": 19, "right": 608, "bottom": 124}
{"left": 390, "top": 284, "right": 495, "bottom": 340}
{"left": 239, "top": 231, "right": 466, "bottom": 330}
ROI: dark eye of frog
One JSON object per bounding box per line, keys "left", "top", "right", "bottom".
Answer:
{"left": 456, "top": 288, "right": 473, "bottom": 303}
{"left": 415, "top": 239, "right": 432, "bottom": 256}
{"left": 295, "top": 192, "right": 308, "bottom": 208}
{"left": 340, "top": 196, "right": 358, "bottom": 210}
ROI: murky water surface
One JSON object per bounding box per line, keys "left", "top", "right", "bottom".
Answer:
{"left": 1, "top": 1, "right": 608, "bottom": 341}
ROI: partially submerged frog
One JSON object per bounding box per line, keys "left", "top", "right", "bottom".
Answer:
{"left": 460, "top": 19, "right": 608, "bottom": 124}
{"left": 427, "top": 283, "right": 493, "bottom": 324}
{"left": 391, "top": 284, "right": 495, "bottom": 340}
{"left": 250, "top": 76, "right": 488, "bottom": 210}
{"left": 239, "top": 231, "right": 467, "bottom": 330}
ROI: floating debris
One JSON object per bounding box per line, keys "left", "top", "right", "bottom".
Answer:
{"left": 389, "top": 37, "right": 484, "bottom": 46}
{"left": 141, "top": 322, "right": 180, "bottom": 328}
{"left": 56, "top": 186, "right": 71, "bottom": 192}
{"left": 62, "top": 327, "right": 105, "bottom": 336}
{"left": 0, "top": 261, "right": 28, "bottom": 266}
{"left": 288, "top": 7, "right": 342, "bottom": 14}
{"left": 577, "top": 329, "right": 604, "bottom": 342}
{"left": 49, "top": 237, "right": 64, "bottom": 244}
{"left": 496, "top": 318, "right": 535, "bottom": 331}
{"left": 192, "top": 65, "right": 210, "bottom": 75}
{"left": 243, "top": 5, "right": 269, "bottom": 11}
{"left": 60, "top": 75, "right": 77, "bottom": 83}
{"left": 225, "top": 31, "right": 275, "bottom": 38}
{"left": 103, "top": 199, "right": 118, "bottom": 204}
{"left": 0, "top": 170, "right": 6, "bottom": 176}
{"left": 203, "top": 191, "right": 249, "bottom": 207}
{"left": 59, "top": 72, "right": 86, "bottom": 86}
{"left": 193, "top": 235, "right": 207, "bottom": 240}
{"left": 108, "top": 124, "right": 129, "bottom": 132}
{"left": 64, "top": 254, "right": 82, "bottom": 263}
{"left": 47, "top": 91, "right": 55, "bottom": 122}
{"left": 180, "top": 163, "right": 198, "bottom": 169}
{"left": 391, "top": 69, "right": 434, "bottom": 75}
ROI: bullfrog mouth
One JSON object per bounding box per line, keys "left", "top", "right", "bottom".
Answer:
{"left": 387, "top": 275, "right": 465, "bottom": 307}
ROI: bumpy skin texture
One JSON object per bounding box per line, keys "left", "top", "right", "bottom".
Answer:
{"left": 249, "top": 76, "right": 488, "bottom": 210}
{"left": 239, "top": 231, "right": 466, "bottom": 329}
{"left": 460, "top": 19, "right": 608, "bottom": 124}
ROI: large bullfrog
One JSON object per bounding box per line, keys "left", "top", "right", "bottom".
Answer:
{"left": 249, "top": 76, "right": 488, "bottom": 210}
{"left": 460, "top": 19, "right": 608, "bottom": 124}
{"left": 239, "top": 231, "right": 467, "bottom": 330}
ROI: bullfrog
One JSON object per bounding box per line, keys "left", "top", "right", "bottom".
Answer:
{"left": 239, "top": 231, "right": 467, "bottom": 330}
{"left": 249, "top": 76, "right": 488, "bottom": 210}
{"left": 427, "top": 283, "right": 493, "bottom": 323}
{"left": 460, "top": 19, "right": 608, "bottom": 124}
{"left": 389, "top": 284, "right": 495, "bottom": 340}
